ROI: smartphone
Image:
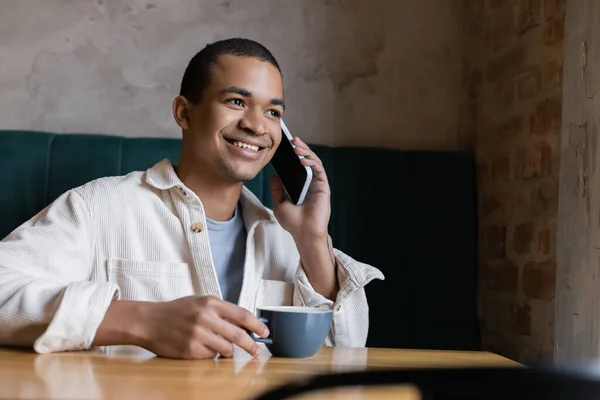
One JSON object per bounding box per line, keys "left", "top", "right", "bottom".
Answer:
{"left": 270, "top": 119, "right": 313, "bottom": 205}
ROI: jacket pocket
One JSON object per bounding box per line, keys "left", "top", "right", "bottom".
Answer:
{"left": 256, "top": 279, "right": 294, "bottom": 308}
{"left": 106, "top": 258, "right": 194, "bottom": 302}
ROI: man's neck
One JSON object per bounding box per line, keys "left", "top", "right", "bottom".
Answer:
{"left": 175, "top": 162, "right": 243, "bottom": 221}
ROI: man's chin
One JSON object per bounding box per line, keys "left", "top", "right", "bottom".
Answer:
{"left": 221, "top": 167, "right": 261, "bottom": 183}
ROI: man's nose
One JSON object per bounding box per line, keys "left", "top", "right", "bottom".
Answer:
{"left": 239, "top": 110, "right": 268, "bottom": 136}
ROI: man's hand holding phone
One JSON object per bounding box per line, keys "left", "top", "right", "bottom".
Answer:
{"left": 270, "top": 135, "right": 331, "bottom": 242}
{"left": 269, "top": 121, "right": 339, "bottom": 301}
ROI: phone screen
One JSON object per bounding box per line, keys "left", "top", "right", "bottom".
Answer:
{"left": 270, "top": 122, "right": 312, "bottom": 205}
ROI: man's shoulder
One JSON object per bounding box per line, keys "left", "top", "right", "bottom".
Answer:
{"left": 70, "top": 169, "right": 152, "bottom": 204}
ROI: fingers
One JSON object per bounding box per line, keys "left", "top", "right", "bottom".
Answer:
{"left": 269, "top": 175, "right": 286, "bottom": 205}
{"left": 292, "top": 137, "right": 329, "bottom": 185}
{"left": 208, "top": 317, "right": 261, "bottom": 358}
{"left": 193, "top": 326, "right": 235, "bottom": 358}
{"left": 293, "top": 137, "right": 323, "bottom": 166}
{"left": 192, "top": 296, "right": 269, "bottom": 358}
{"left": 215, "top": 300, "right": 270, "bottom": 338}
{"left": 292, "top": 136, "right": 310, "bottom": 150}
{"left": 300, "top": 158, "right": 318, "bottom": 166}
{"left": 212, "top": 301, "right": 267, "bottom": 358}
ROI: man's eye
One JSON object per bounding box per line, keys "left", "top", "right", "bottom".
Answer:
{"left": 229, "top": 99, "right": 244, "bottom": 107}
{"left": 268, "top": 110, "right": 281, "bottom": 118}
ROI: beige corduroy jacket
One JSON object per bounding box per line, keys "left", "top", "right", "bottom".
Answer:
{"left": 0, "top": 159, "right": 384, "bottom": 356}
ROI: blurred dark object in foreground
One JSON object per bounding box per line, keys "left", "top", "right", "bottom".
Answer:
{"left": 253, "top": 365, "right": 600, "bottom": 400}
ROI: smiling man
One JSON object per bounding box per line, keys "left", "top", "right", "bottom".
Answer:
{"left": 0, "top": 38, "right": 384, "bottom": 359}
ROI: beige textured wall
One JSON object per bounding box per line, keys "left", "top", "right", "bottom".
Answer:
{"left": 0, "top": 0, "right": 464, "bottom": 149}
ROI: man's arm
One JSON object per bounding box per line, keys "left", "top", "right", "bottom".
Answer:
{"left": 268, "top": 136, "right": 385, "bottom": 346}
{"left": 295, "top": 234, "right": 339, "bottom": 301}
{"left": 92, "top": 300, "right": 146, "bottom": 347}
{"left": 0, "top": 190, "right": 118, "bottom": 352}
{"left": 0, "top": 190, "right": 270, "bottom": 359}
{"left": 293, "top": 246, "right": 384, "bottom": 347}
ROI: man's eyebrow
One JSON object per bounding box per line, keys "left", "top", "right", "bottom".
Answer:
{"left": 221, "top": 86, "right": 252, "bottom": 97}
{"left": 271, "top": 98, "right": 286, "bottom": 111}
{"left": 221, "top": 86, "right": 285, "bottom": 110}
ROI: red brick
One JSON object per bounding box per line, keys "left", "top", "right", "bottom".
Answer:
{"left": 493, "top": 81, "right": 516, "bottom": 108}
{"left": 481, "top": 195, "right": 504, "bottom": 219}
{"left": 486, "top": 45, "right": 526, "bottom": 82}
{"left": 510, "top": 301, "right": 532, "bottom": 336}
{"left": 544, "top": 0, "right": 565, "bottom": 20}
{"left": 538, "top": 228, "right": 550, "bottom": 255}
{"left": 544, "top": 61, "right": 563, "bottom": 94}
{"left": 490, "top": 192, "right": 529, "bottom": 218}
{"left": 518, "top": 0, "right": 542, "bottom": 34}
{"left": 467, "top": 19, "right": 492, "bottom": 50}
{"left": 517, "top": 66, "right": 542, "bottom": 102}
{"left": 481, "top": 332, "right": 520, "bottom": 361}
{"left": 484, "top": 260, "right": 519, "bottom": 292}
{"left": 530, "top": 97, "right": 562, "bottom": 135}
{"left": 543, "top": 15, "right": 564, "bottom": 46}
{"left": 513, "top": 221, "right": 535, "bottom": 254}
{"left": 543, "top": 0, "right": 557, "bottom": 20}
{"left": 523, "top": 261, "right": 556, "bottom": 299}
{"left": 497, "top": 116, "right": 526, "bottom": 141}
{"left": 478, "top": 289, "right": 514, "bottom": 332}
{"left": 485, "top": 225, "right": 507, "bottom": 259}
{"left": 512, "top": 192, "right": 531, "bottom": 213}
{"left": 515, "top": 143, "right": 552, "bottom": 179}
{"left": 530, "top": 178, "right": 558, "bottom": 216}
{"left": 491, "top": 6, "right": 516, "bottom": 50}
{"left": 490, "top": 154, "right": 511, "bottom": 183}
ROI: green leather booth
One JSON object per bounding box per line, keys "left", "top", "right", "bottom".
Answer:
{"left": 0, "top": 130, "right": 479, "bottom": 351}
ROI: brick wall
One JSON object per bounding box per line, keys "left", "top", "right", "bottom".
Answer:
{"left": 463, "top": 0, "right": 565, "bottom": 363}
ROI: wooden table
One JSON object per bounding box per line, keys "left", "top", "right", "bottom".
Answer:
{"left": 0, "top": 346, "right": 520, "bottom": 400}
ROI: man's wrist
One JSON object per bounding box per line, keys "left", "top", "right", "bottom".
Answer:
{"left": 295, "top": 234, "right": 339, "bottom": 301}
{"left": 296, "top": 232, "right": 329, "bottom": 253}
{"left": 296, "top": 233, "right": 335, "bottom": 268}
{"left": 93, "top": 300, "right": 151, "bottom": 348}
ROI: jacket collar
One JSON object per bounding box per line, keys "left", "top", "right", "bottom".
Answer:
{"left": 145, "top": 159, "right": 277, "bottom": 226}
{"left": 145, "top": 159, "right": 181, "bottom": 190}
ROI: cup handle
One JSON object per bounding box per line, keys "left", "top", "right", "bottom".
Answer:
{"left": 247, "top": 317, "right": 273, "bottom": 345}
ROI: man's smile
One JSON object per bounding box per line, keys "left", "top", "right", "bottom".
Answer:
{"left": 223, "top": 137, "right": 266, "bottom": 152}
{"left": 222, "top": 136, "right": 268, "bottom": 160}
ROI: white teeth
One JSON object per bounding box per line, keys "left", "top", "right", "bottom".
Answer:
{"left": 232, "top": 141, "right": 259, "bottom": 152}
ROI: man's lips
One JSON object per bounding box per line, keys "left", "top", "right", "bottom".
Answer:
{"left": 223, "top": 136, "right": 269, "bottom": 151}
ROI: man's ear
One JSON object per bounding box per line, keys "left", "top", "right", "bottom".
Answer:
{"left": 172, "top": 96, "right": 191, "bottom": 130}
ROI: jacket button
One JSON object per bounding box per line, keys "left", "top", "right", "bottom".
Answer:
{"left": 191, "top": 222, "right": 204, "bottom": 232}
{"left": 176, "top": 186, "right": 188, "bottom": 197}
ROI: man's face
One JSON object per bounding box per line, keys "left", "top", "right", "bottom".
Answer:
{"left": 178, "top": 54, "right": 284, "bottom": 182}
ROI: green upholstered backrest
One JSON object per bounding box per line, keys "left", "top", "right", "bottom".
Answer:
{"left": 0, "top": 130, "right": 479, "bottom": 351}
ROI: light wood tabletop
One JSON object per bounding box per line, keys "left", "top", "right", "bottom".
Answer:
{"left": 0, "top": 346, "right": 520, "bottom": 400}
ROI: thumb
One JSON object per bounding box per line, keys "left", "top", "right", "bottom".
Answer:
{"left": 269, "top": 175, "right": 286, "bottom": 206}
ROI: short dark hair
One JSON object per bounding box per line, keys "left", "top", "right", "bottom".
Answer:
{"left": 179, "top": 38, "right": 281, "bottom": 104}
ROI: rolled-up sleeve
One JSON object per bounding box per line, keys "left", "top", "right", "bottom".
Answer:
{"left": 0, "top": 190, "right": 118, "bottom": 353}
{"left": 293, "top": 249, "right": 384, "bottom": 347}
